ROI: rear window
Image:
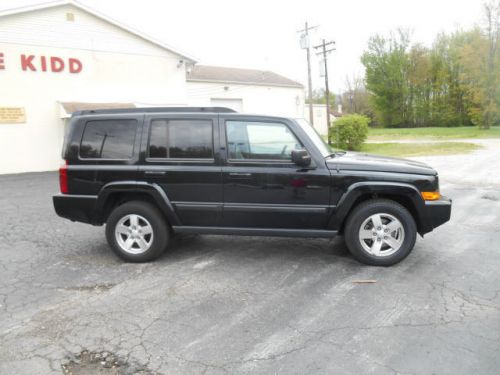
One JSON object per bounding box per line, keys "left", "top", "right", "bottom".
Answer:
{"left": 80, "top": 119, "right": 137, "bottom": 159}
{"left": 148, "top": 119, "right": 213, "bottom": 159}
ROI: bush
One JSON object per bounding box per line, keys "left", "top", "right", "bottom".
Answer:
{"left": 329, "top": 114, "right": 370, "bottom": 151}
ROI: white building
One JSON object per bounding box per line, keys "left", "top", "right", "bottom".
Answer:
{"left": 0, "top": 0, "right": 304, "bottom": 174}
{"left": 304, "top": 103, "right": 343, "bottom": 136}
{"left": 187, "top": 65, "right": 304, "bottom": 117}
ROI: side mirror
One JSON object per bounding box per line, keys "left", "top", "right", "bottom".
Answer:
{"left": 291, "top": 149, "right": 312, "bottom": 167}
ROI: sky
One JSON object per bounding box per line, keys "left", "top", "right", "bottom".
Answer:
{"left": 0, "top": 0, "right": 485, "bottom": 93}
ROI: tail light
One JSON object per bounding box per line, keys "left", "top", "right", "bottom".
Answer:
{"left": 59, "top": 161, "right": 68, "bottom": 194}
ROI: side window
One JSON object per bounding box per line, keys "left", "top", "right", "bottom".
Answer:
{"left": 148, "top": 119, "right": 213, "bottom": 159}
{"left": 80, "top": 119, "right": 137, "bottom": 159}
{"left": 226, "top": 121, "right": 302, "bottom": 161}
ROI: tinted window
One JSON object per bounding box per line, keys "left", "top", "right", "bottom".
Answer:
{"left": 80, "top": 119, "right": 137, "bottom": 159}
{"left": 149, "top": 119, "right": 213, "bottom": 159}
{"left": 226, "top": 121, "right": 302, "bottom": 160}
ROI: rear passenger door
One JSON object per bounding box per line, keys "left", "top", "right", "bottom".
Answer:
{"left": 139, "top": 114, "right": 222, "bottom": 226}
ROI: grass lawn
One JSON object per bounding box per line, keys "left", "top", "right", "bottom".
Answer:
{"left": 368, "top": 126, "right": 500, "bottom": 140}
{"left": 360, "top": 142, "right": 481, "bottom": 157}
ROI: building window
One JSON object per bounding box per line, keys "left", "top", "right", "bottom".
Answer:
{"left": 66, "top": 12, "right": 75, "bottom": 22}
{"left": 148, "top": 119, "right": 213, "bottom": 159}
{"left": 80, "top": 119, "right": 137, "bottom": 159}
{"left": 226, "top": 121, "right": 302, "bottom": 161}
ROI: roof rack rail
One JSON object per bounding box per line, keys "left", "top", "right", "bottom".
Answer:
{"left": 72, "top": 106, "right": 237, "bottom": 116}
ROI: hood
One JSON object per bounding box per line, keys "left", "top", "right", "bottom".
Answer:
{"left": 327, "top": 152, "right": 437, "bottom": 176}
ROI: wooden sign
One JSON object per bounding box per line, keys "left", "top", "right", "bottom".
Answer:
{"left": 0, "top": 107, "right": 26, "bottom": 123}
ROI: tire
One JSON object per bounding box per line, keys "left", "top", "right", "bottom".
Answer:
{"left": 344, "top": 199, "right": 417, "bottom": 266}
{"left": 105, "top": 200, "right": 169, "bottom": 262}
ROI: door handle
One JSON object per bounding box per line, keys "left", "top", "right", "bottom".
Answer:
{"left": 144, "top": 170, "right": 166, "bottom": 175}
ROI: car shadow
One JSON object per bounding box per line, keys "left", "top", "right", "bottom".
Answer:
{"left": 158, "top": 233, "right": 355, "bottom": 267}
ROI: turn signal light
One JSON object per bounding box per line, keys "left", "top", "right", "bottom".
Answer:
{"left": 421, "top": 191, "right": 440, "bottom": 201}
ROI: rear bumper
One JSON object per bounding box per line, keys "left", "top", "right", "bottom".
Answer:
{"left": 53, "top": 194, "right": 99, "bottom": 224}
{"left": 421, "top": 196, "right": 452, "bottom": 234}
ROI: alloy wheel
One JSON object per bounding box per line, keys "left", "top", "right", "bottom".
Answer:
{"left": 358, "top": 213, "right": 405, "bottom": 257}
{"left": 114, "top": 214, "right": 154, "bottom": 255}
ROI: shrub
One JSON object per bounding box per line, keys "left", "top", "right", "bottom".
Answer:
{"left": 329, "top": 114, "right": 370, "bottom": 151}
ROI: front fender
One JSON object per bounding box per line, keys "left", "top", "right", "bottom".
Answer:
{"left": 328, "top": 181, "right": 428, "bottom": 234}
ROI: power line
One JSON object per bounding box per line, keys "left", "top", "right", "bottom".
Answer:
{"left": 298, "top": 21, "right": 319, "bottom": 126}
{"left": 314, "top": 38, "right": 335, "bottom": 144}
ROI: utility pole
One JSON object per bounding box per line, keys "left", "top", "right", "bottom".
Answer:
{"left": 314, "top": 39, "right": 335, "bottom": 144}
{"left": 298, "top": 21, "right": 318, "bottom": 126}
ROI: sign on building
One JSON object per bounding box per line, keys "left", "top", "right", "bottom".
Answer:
{"left": 0, "top": 107, "right": 26, "bottom": 123}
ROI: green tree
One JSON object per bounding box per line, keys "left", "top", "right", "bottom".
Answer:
{"left": 408, "top": 43, "right": 432, "bottom": 126}
{"left": 360, "top": 11, "right": 499, "bottom": 129}
{"left": 341, "top": 75, "right": 373, "bottom": 118}
{"left": 429, "top": 31, "right": 472, "bottom": 127}
{"left": 459, "top": 2, "right": 500, "bottom": 128}
{"left": 361, "top": 29, "right": 412, "bottom": 127}
{"left": 482, "top": 0, "right": 500, "bottom": 128}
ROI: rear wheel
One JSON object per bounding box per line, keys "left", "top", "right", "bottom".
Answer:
{"left": 106, "top": 201, "right": 168, "bottom": 262}
{"left": 344, "top": 199, "right": 417, "bottom": 266}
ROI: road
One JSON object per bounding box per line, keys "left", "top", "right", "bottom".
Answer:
{"left": 0, "top": 140, "right": 499, "bottom": 374}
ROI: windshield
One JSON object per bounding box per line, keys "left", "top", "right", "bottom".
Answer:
{"left": 295, "top": 118, "right": 332, "bottom": 157}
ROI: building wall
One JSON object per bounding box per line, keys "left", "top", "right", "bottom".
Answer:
{"left": 188, "top": 81, "right": 305, "bottom": 118}
{"left": 304, "top": 104, "right": 334, "bottom": 136}
{"left": 0, "top": 4, "right": 188, "bottom": 174}
{"left": 0, "top": 3, "right": 307, "bottom": 174}
{"left": 0, "top": 4, "right": 181, "bottom": 57}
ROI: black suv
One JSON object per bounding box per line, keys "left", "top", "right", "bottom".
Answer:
{"left": 53, "top": 107, "right": 451, "bottom": 266}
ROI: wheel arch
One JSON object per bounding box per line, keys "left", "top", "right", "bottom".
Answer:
{"left": 330, "top": 182, "right": 427, "bottom": 235}
{"left": 94, "top": 181, "right": 181, "bottom": 226}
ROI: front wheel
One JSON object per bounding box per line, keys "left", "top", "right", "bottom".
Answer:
{"left": 105, "top": 201, "right": 169, "bottom": 262}
{"left": 344, "top": 199, "right": 417, "bottom": 266}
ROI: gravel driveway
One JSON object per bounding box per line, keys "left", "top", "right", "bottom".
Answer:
{"left": 1, "top": 140, "right": 499, "bottom": 374}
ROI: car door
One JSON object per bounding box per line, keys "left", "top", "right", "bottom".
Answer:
{"left": 139, "top": 113, "right": 223, "bottom": 226}
{"left": 219, "top": 115, "right": 331, "bottom": 229}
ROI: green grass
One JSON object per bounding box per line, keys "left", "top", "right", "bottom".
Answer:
{"left": 368, "top": 126, "right": 500, "bottom": 140}
{"left": 360, "top": 142, "right": 481, "bottom": 157}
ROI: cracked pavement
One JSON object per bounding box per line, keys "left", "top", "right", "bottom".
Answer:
{"left": 1, "top": 141, "right": 499, "bottom": 374}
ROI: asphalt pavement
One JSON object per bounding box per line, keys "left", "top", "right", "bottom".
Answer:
{"left": 0, "top": 141, "right": 499, "bottom": 374}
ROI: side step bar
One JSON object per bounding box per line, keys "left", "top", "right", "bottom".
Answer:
{"left": 172, "top": 226, "right": 337, "bottom": 238}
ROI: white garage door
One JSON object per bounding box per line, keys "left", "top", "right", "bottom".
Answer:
{"left": 210, "top": 98, "right": 243, "bottom": 112}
